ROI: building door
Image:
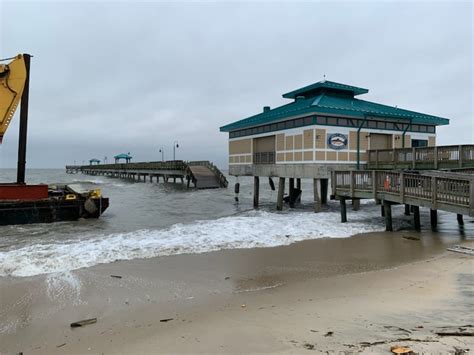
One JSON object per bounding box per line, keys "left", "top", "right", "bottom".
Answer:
{"left": 253, "top": 135, "right": 276, "bottom": 164}
{"left": 369, "top": 133, "right": 393, "bottom": 150}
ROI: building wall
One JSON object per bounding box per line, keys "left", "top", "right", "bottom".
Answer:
{"left": 228, "top": 124, "right": 436, "bottom": 166}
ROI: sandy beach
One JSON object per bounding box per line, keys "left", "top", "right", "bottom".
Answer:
{"left": 1, "top": 228, "right": 473, "bottom": 354}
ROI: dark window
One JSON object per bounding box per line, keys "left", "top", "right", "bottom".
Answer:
{"left": 257, "top": 126, "right": 264, "bottom": 133}
{"left": 411, "top": 124, "right": 420, "bottom": 132}
{"left": 304, "top": 116, "right": 313, "bottom": 125}
{"left": 263, "top": 125, "right": 270, "bottom": 132}
{"left": 368, "top": 120, "right": 377, "bottom": 128}
{"left": 377, "top": 121, "right": 386, "bottom": 129}
{"left": 386, "top": 122, "right": 395, "bottom": 130}
{"left": 316, "top": 116, "right": 326, "bottom": 125}
{"left": 327, "top": 117, "right": 338, "bottom": 125}
{"left": 338, "top": 118, "right": 348, "bottom": 126}
{"left": 427, "top": 126, "right": 435, "bottom": 133}
{"left": 348, "top": 119, "right": 357, "bottom": 127}
{"left": 252, "top": 128, "right": 258, "bottom": 135}
{"left": 295, "top": 118, "right": 304, "bottom": 127}
{"left": 285, "top": 120, "right": 295, "bottom": 129}
{"left": 412, "top": 139, "right": 428, "bottom": 147}
{"left": 420, "top": 125, "right": 428, "bottom": 132}
{"left": 270, "top": 124, "right": 277, "bottom": 131}
{"left": 277, "top": 122, "right": 285, "bottom": 130}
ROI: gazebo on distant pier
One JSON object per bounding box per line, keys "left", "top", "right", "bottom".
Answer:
{"left": 114, "top": 153, "right": 132, "bottom": 164}
{"left": 89, "top": 158, "right": 101, "bottom": 165}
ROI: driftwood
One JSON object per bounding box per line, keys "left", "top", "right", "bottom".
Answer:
{"left": 70, "top": 318, "right": 97, "bottom": 328}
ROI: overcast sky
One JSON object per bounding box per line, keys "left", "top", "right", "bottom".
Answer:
{"left": 0, "top": 0, "right": 472, "bottom": 169}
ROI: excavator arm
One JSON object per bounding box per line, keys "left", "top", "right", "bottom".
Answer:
{"left": 0, "top": 54, "right": 27, "bottom": 144}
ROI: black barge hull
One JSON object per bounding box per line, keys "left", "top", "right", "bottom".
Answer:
{"left": 0, "top": 197, "right": 109, "bottom": 226}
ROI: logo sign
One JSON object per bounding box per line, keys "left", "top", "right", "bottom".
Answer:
{"left": 327, "top": 133, "right": 348, "bottom": 150}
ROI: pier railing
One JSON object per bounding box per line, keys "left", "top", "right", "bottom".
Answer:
{"left": 332, "top": 170, "right": 474, "bottom": 216}
{"left": 253, "top": 152, "right": 275, "bottom": 165}
{"left": 367, "top": 144, "right": 474, "bottom": 170}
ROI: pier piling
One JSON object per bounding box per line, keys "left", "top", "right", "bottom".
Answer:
{"left": 383, "top": 200, "right": 393, "bottom": 231}
{"left": 430, "top": 209, "right": 438, "bottom": 229}
{"left": 277, "top": 177, "right": 285, "bottom": 211}
{"left": 340, "top": 198, "right": 347, "bottom": 222}
{"left": 413, "top": 206, "right": 421, "bottom": 231}
{"left": 313, "top": 178, "right": 321, "bottom": 213}
{"left": 253, "top": 176, "right": 259, "bottom": 208}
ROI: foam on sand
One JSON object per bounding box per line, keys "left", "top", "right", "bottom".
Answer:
{"left": 0, "top": 207, "right": 386, "bottom": 277}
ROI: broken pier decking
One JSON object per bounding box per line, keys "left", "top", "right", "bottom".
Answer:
{"left": 66, "top": 161, "right": 228, "bottom": 189}
{"left": 332, "top": 170, "right": 474, "bottom": 231}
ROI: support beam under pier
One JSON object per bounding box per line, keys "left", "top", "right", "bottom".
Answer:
{"left": 253, "top": 176, "right": 259, "bottom": 208}
{"left": 277, "top": 177, "right": 285, "bottom": 211}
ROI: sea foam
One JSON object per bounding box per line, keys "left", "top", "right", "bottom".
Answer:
{"left": 0, "top": 208, "right": 386, "bottom": 277}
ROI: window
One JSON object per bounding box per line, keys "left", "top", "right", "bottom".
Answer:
{"left": 412, "top": 139, "right": 428, "bottom": 147}
{"left": 295, "top": 118, "right": 304, "bottom": 127}
{"left": 316, "top": 116, "right": 326, "bottom": 125}
{"left": 427, "top": 126, "right": 435, "bottom": 133}
{"left": 377, "top": 121, "right": 386, "bottom": 129}
{"left": 257, "top": 126, "right": 264, "bottom": 133}
{"left": 411, "top": 124, "right": 420, "bottom": 132}
{"left": 327, "top": 117, "right": 338, "bottom": 125}
{"left": 420, "top": 125, "right": 428, "bottom": 132}
{"left": 277, "top": 122, "right": 285, "bottom": 130}
{"left": 339, "top": 118, "right": 348, "bottom": 126}
{"left": 368, "top": 120, "right": 377, "bottom": 128}
{"left": 386, "top": 122, "right": 395, "bottom": 130}
{"left": 304, "top": 116, "right": 313, "bottom": 125}
{"left": 285, "top": 120, "right": 295, "bottom": 129}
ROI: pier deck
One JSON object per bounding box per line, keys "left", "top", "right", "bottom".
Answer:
{"left": 66, "top": 160, "right": 228, "bottom": 189}
{"left": 332, "top": 169, "right": 473, "bottom": 230}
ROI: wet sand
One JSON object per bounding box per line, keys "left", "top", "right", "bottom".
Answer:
{"left": 1, "top": 230, "right": 473, "bottom": 354}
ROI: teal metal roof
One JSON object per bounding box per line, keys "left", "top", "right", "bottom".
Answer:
{"left": 282, "top": 80, "right": 368, "bottom": 98}
{"left": 114, "top": 153, "right": 132, "bottom": 159}
{"left": 220, "top": 81, "right": 449, "bottom": 132}
{"left": 89, "top": 158, "right": 101, "bottom": 162}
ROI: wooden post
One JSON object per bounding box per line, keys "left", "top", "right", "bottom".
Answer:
{"left": 457, "top": 214, "right": 464, "bottom": 225}
{"left": 458, "top": 145, "right": 463, "bottom": 168}
{"left": 313, "top": 178, "right": 321, "bottom": 213}
{"left": 340, "top": 198, "right": 347, "bottom": 223}
{"left": 430, "top": 209, "right": 438, "bottom": 229}
{"left": 352, "top": 199, "right": 360, "bottom": 211}
{"left": 186, "top": 176, "right": 190, "bottom": 188}
{"left": 296, "top": 178, "right": 301, "bottom": 190}
{"left": 253, "top": 176, "right": 260, "bottom": 208}
{"left": 372, "top": 171, "right": 377, "bottom": 200}
{"left": 289, "top": 178, "right": 295, "bottom": 208}
{"left": 277, "top": 177, "right": 285, "bottom": 211}
{"left": 404, "top": 204, "right": 410, "bottom": 216}
{"left": 413, "top": 206, "right": 421, "bottom": 231}
{"left": 383, "top": 201, "right": 393, "bottom": 231}
{"left": 433, "top": 146, "right": 438, "bottom": 169}
{"left": 320, "top": 179, "right": 328, "bottom": 205}
{"left": 381, "top": 204, "right": 385, "bottom": 217}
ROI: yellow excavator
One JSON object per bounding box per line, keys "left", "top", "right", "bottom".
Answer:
{"left": 0, "top": 54, "right": 27, "bottom": 144}
{"left": 0, "top": 53, "right": 109, "bottom": 225}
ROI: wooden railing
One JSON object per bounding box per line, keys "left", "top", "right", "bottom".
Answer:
{"left": 332, "top": 170, "right": 474, "bottom": 216}
{"left": 367, "top": 144, "right": 474, "bottom": 170}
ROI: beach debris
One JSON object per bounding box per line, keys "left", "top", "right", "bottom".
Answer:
{"left": 56, "top": 343, "right": 66, "bottom": 348}
{"left": 160, "top": 318, "right": 174, "bottom": 323}
{"left": 70, "top": 318, "right": 97, "bottom": 328}
{"left": 402, "top": 235, "right": 420, "bottom": 241}
{"left": 310, "top": 329, "right": 318, "bottom": 333}
{"left": 303, "top": 343, "right": 314, "bottom": 350}
{"left": 447, "top": 245, "right": 474, "bottom": 256}
{"left": 224, "top": 276, "right": 230, "bottom": 280}
{"left": 241, "top": 304, "right": 246, "bottom": 308}
{"left": 435, "top": 325, "right": 474, "bottom": 336}
{"left": 384, "top": 325, "right": 412, "bottom": 334}
{"left": 324, "top": 331, "right": 334, "bottom": 337}
{"left": 453, "top": 346, "right": 469, "bottom": 354}
{"left": 285, "top": 234, "right": 290, "bottom": 238}
{"left": 110, "top": 275, "right": 122, "bottom": 279}
{"left": 390, "top": 345, "right": 413, "bottom": 354}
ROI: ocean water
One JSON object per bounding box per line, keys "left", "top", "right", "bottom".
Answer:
{"left": 0, "top": 168, "right": 472, "bottom": 277}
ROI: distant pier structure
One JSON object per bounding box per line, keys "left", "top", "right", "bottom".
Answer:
{"left": 220, "top": 80, "right": 450, "bottom": 211}
{"left": 66, "top": 160, "right": 228, "bottom": 189}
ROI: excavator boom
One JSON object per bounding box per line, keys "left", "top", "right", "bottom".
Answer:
{"left": 0, "top": 54, "right": 27, "bottom": 144}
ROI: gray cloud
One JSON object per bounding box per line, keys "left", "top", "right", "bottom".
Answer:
{"left": 0, "top": 0, "right": 472, "bottom": 169}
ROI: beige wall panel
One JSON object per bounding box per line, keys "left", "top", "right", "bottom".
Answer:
{"left": 285, "top": 136, "right": 294, "bottom": 150}
{"left": 245, "top": 155, "right": 251, "bottom": 163}
{"left": 428, "top": 136, "right": 436, "bottom": 147}
{"left": 360, "top": 132, "right": 368, "bottom": 150}
{"left": 294, "top": 135, "right": 303, "bottom": 149}
{"left": 349, "top": 152, "right": 357, "bottom": 161}
{"left": 315, "top": 129, "right": 326, "bottom": 149}
{"left": 229, "top": 139, "right": 252, "bottom": 154}
{"left": 360, "top": 152, "right": 368, "bottom": 161}
{"left": 276, "top": 152, "right": 285, "bottom": 162}
{"left": 369, "top": 133, "right": 393, "bottom": 150}
{"left": 254, "top": 135, "right": 275, "bottom": 153}
{"left": 404, "top": 135, "right": 411, "bottom": 148}
{"left": 285, "top": 152, "right": 294, "bottom": 161}
{"left": 315, "top": 151, "right": 326, "bottom": 160}
{"left": 229, "top": 156, "right": 234, "bottom": 163}
{"left": 276, "top": 134, "right": 285, "bottom": 151}
{"left": 327, "top": 151, "right": 337, "bottom": 161}
{"left": 303, "top": 129, "right": 314, "bottom": 149}
{"left": 294, "top": 152, "right": 302, "bottom": 161}
{"left": 303, "top": 151, "right": 313, "bottom": 161}
{"left": 394, "top": 134, "right": 403, "bottom": 148}
{"left": 349, "top": 131, "right": 357, "bottom": 150}
{"left": 338, "top": 152, "right": 349, "bottom": 161}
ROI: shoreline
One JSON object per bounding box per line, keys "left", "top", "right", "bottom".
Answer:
{"left": 1, "top": 230, "right": 473, "bottom": 354}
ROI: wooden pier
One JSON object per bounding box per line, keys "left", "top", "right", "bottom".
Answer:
{"left": 66, "top": 160, "right": 228, "bottom": 189}
{"left": 332, "top": 169, "right": 474, "bottom": 231}
{"left": 367, "top": 144, "right": 474, "bottom": 171}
